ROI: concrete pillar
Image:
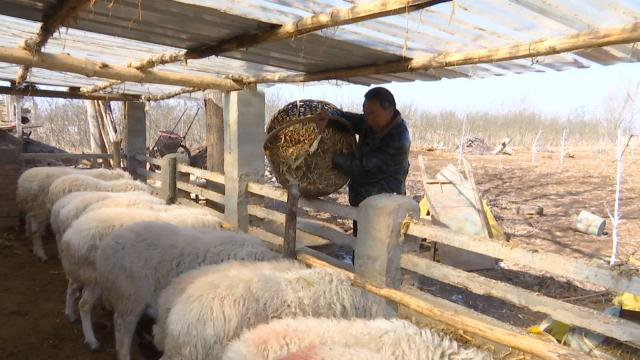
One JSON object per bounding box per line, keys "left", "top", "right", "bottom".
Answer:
{"left": 223, "top": 87, "right": 265, "bottom": 231}
{"left": 124, "top": 101, "right": 146, "bottom": 180}
{"left": 354, "top": 194, "right": 420, "bottom": 289}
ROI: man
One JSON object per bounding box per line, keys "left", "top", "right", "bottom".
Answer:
{"left": 317, "top": 87, "right": 411, "bottom": 237}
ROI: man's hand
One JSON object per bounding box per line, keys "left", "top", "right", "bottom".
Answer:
{"left": 314, "top": 111, "right": 332, "bottom": 130}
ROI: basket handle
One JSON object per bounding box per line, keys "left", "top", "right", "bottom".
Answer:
{"left": 263, "top": 113, "right": 354, "bottom": 151}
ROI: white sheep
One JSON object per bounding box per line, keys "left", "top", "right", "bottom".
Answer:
{"left": 222, "top": 317, "right": 493, "bottom": 360}
{"left": 273, "top": 345, "right": 385, "bottom": 360}
{"left": 60, "top": 207, "right": 223, "bottom": 350}
{"left": 96, "top": 222, "right": 280, "bottom": 360}
{"left": 17, "top": 167, "right": 131, "bottom": 260}
{"left": 47, "top": 174, "right": 150, "bottom": 210}
{"left": 50, "top": 191, "right": 162, "bottom": 247}
{"left": 154, "top": 260, "right": 394, "bottom": 360}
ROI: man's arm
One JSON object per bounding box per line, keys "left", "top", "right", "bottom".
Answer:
{"left": 331, "top": 109, "right": 365, "bottom": 135}
{"left": 332, "top": 135, "right": 410, "bottom": 181}
{"left": 316, "top": 109, "right": 365, "bottom": 135}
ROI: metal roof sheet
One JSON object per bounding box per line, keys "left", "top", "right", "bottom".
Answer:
{"left": 0, "top": 0, "right": 638, "bottom": 95}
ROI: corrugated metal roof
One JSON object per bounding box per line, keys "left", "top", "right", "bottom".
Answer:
{"left": 0, "top": 0, "right": 638, "bottom": 95}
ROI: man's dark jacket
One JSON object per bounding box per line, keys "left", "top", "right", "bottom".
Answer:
{"left": 329, "top": 109, "right": 411, "bottom": 207}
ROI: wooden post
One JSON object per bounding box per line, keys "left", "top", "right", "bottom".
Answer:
{"left": 111, "top": 139, "right": 122, "bottom": 169}
{"left": 283, "top": 183, "right": 301, "bottom": 259}
{"left": 223, "top": 86, "right": 265, "bottom": 231}
{"left": 124, "top": 101, "right": 146, "bottom": 179}
{"left": 161, "top": 155, "right": 178, "bottom": 204}
{"left": 205, "top": 91, "right": 225, "bottom": 213}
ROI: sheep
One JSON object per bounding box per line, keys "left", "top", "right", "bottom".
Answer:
{"left": 60, "top": 207, "right": 223, "bottom": 350}
{"left": 273, "top": 345, "right": 385, "bottom": 360}
{"left": 16, "top": 167, "right": 131, "bottom": 260}
{"left": 222, "top": 317, "right": 493, "bottom": 360}
{"left": 50, "top": 191, "right": 162, "bottom": 247}
{"left": 47, "top": 174, "right": 150, "bottom": 210}
{"left": 153, "top": 260, "right": 394, "bottom": 360}
{"left": 96, "top": 222, "right": 280, "bottom": 360}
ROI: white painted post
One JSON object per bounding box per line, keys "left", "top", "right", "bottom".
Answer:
{"left": 560, "top": 128, "right": 566, "bottom": 165}
{"left": 609, "top": 126, "right": 624, "bottom": 266}
{"left": 457, "top": 116, "right": 467, "bottom": 168}
{"left": 354, "top": 194, "right": 420, "bottom": 292}
{"left": 223, "top": 86, "right": 265, "bottom": 231}
{"left": 531, "top": 129, "right": 542, "bottom": 164}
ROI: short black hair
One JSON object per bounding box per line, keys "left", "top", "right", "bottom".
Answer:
{"left": 364, "top": 87, "right": 396, "bottom": 110}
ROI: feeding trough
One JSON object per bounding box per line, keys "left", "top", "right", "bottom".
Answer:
{"left": 264, "top": 100, "right": 356, "bottom": 197}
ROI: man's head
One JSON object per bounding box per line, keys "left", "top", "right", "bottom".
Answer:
{"left": 363, "top": 87, "right": 396, "bottom": 132}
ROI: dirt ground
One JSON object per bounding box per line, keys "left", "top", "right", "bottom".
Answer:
{"left": 0, "top": 148, "right": 638, "bottom": 359}
{"left": 0, "top": 229, "right": 160, "bottom": 360}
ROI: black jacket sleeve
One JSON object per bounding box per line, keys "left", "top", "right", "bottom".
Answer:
{"left": 329, "top": 109, "right": 365, "bottom": 135}
{"left": 332, "top": 130, "right": 410, "bottom": 182}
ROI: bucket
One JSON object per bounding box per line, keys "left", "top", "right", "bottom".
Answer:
{"left": 574, "top": 210, "right": 606, "bottom": 236}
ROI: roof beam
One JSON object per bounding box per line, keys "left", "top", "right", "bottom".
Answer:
{"left": 0, "top": 46, "right": 244, "bottom": 91}
{"left": 16, "top": 0, "right": 93, "bottom": 85}
{"left": 185, "top": 0, "right": 451, "bottom": 59}
{"left": 246, "top": 21, "right": 640, "bottom": 84}
{"left": 0, "top": 85, "right": 141, "bottom": 101}
{"left": 82, "top": 0, "right": 450, "bottom": 94}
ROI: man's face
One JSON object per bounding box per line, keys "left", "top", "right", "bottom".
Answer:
{"left": 363, "top": 99, "right": 394, "bottom": 131}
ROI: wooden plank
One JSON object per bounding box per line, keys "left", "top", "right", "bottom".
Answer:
{"left": 134, "top": 154, "right": 162, "bottom": 167}
{"left": 401, "top": 253, "right": 640, "bottom": 345}
{"left": 176, "top": 163, "right": 225, "bottom": 185}
{"left": 136, "top": 167, "right": 160, "bottom": 181}
{"left": 248, "top": 205, "right": 352, "bottom": 246}
{"left": 20, "top": 152, "right": 109, "bottom": 160}
{"left": 0, "top": 217, "right": 19, "bottom": 228}
{"left": 406, "top": 221, "right": 640, "bottom": 294}
{"left": 247, "top": 181, "right": 358, "bottom": 220}
{"left": 0, "top": 46, "right": 243, "bottom": 91}
{"left": 296, "top": 253, "right": 590, "bottom": 360}
{"left": 176, "top": 180, "right": 225, "bottom": 204}
{"left": 174, "top": 197, "right": 227, "bottom": 224}
{"left": 249, "top": 21, "right": 640, "bottom": 84}
{"left": 248, "top": 226, "right": 283, "bottom": 249}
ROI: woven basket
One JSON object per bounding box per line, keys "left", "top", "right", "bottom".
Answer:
{"left": 264, "top": 100, "right": 356, "bottom": 197}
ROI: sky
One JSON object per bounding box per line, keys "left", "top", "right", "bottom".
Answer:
{"left": 266, "top": 62, "right": 640, "bottom": 127}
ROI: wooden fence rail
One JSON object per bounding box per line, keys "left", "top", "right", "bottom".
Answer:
{"left": 401, "top": 253, "right": 640, "bottom": 345}
{"left": 176, "top": 163, "right": 225, "bottom": 185}
{"left": 134, "top": 154, "right": 162, "bottom": 167}
{"left": 247, "top": 181, "right": 358, "bottom": 220}
{"left": 407, "top": 220, "right": 640, "bottom": 295}
{"left": 176, "top": 180, "right": 225, "bottom": 203}
{"left": 20, "top": 152, "right": 110, "bottom": 160}
{"left": 136, "top": 167, "right": 160, "bottom": 181}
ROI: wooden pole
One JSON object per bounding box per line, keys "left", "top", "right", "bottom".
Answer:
{"left": 205, "top": 92, "right": 225, "bottom": 213}
{"left": 0, "top": 85, "right": 141, "bottom": 101}
{"left": 283, "top": 183, "right": 301, "bottom": 259}
{"left": 111, "top": 139, "right": 122, "bottom": 169}
{"left": 0, "top": 46, "right": 244, "bottom": 91}
{"left": 296, "top": 253, "right": 590, "bottom": 360}
{"left": 248, "top": 21, "right": 640, "bottom": 84}
{"left": 16, "top": 0, "right": 93, "bottom": 85}
{"left": 187, "top": 0, "right": 451, "bottom": 59}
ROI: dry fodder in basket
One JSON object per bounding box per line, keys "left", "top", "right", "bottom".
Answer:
{"left": 265, "top": 100, "right": 356, "bottom": 197}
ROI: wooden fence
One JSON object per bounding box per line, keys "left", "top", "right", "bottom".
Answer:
{"left": 130, "top": 154, "right": 639, "bottom": 359}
